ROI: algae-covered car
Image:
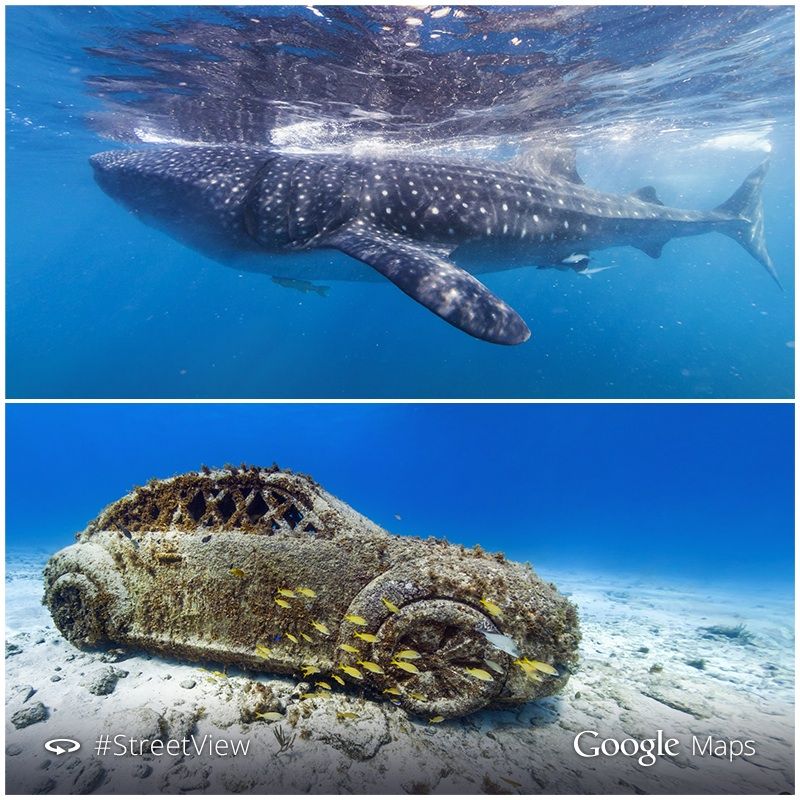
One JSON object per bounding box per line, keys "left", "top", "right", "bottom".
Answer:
{"left": 44, "top": 466, "right": 580, "bottom": 718}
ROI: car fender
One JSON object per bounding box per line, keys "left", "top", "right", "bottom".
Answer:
{"left": 43, "top": 542, "right": 133, "bottom": 647}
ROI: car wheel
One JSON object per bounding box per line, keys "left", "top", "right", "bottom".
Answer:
{"left": 46, "top": 572, "right": 112, "bottom": 647}
{"left": 368, "top": 598, "right": 510, "bottom": 718}
{"left": 43, "top": 543, "right": 132, "bottom": 649}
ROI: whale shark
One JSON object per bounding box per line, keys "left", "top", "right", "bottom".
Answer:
{"left": 91, "top": 146, "right": 776, "bottom": 345}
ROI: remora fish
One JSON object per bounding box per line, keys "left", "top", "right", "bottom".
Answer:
{"left": 91, "top": 146, "right": 777, "bottom": 344}
{"left": 271, "top": 276, "right": 330, "bottom": 296}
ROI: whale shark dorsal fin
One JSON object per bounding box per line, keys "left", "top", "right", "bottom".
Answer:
{"left": 631, "top": 185, "right": 664, "bottom": 205}
{"left": 324, "top": 222, "right": 530, "bottom": 345}
{"left": 508, "top": 145, "right": 583, "bottom": 184}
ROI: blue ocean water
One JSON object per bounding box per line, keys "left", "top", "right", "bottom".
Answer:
{"left": 6, "top": 6, "right": 795, "bottom": 399}
{"left": 6, "top": 403, "right": 794, "bottom": 589}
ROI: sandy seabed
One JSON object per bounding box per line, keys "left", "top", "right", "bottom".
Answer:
{"left": 5, "top": 550, "right": 794, "bottom": 794}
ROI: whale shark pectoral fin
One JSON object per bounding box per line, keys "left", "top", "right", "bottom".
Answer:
{"left": 324, "top": 223, "right": 530, "bottom": 345}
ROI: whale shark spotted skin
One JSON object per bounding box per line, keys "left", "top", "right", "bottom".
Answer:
{"left": 91, "top": 146, "right": 776, "bottom": 345}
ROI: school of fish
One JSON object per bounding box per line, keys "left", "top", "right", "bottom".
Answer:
{"left": 248, "top": 581, "right": 560, "bottom": 722}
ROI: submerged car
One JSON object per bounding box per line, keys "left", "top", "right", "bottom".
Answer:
{"left": 44, "top": 466, "right": 580, "bottom": 718}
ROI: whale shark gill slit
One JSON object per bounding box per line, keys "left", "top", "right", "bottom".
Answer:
{"left": 326, "top": 222, "right": 531, "bottom": 345}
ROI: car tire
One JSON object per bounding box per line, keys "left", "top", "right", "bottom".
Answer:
{"left": 43, "top": 542, "right": 132, "bottom": 649}
{"left": 361, "top": 598, "right": 510, "bottom": 718}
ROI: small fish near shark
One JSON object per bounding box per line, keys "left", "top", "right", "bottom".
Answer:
{"left": 91, "top": 145, "right": 777, "bottom": 345}
{"left": 271, "top": 276, "right": 330, "bottom": 297}
{"left": 554, "top": 253, "right": 618, "bottom": 278}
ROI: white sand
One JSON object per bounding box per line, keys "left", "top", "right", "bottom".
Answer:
{"left": 5, "top": 551, "right": 793, "bottom": 794}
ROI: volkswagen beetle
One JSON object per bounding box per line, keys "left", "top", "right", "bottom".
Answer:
{"left": 44, "top": 466, "right": 579, "bottom": 718}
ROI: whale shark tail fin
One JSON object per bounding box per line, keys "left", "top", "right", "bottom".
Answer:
{"left": 715, "top": 160, "right": 780, "bottom": 289}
